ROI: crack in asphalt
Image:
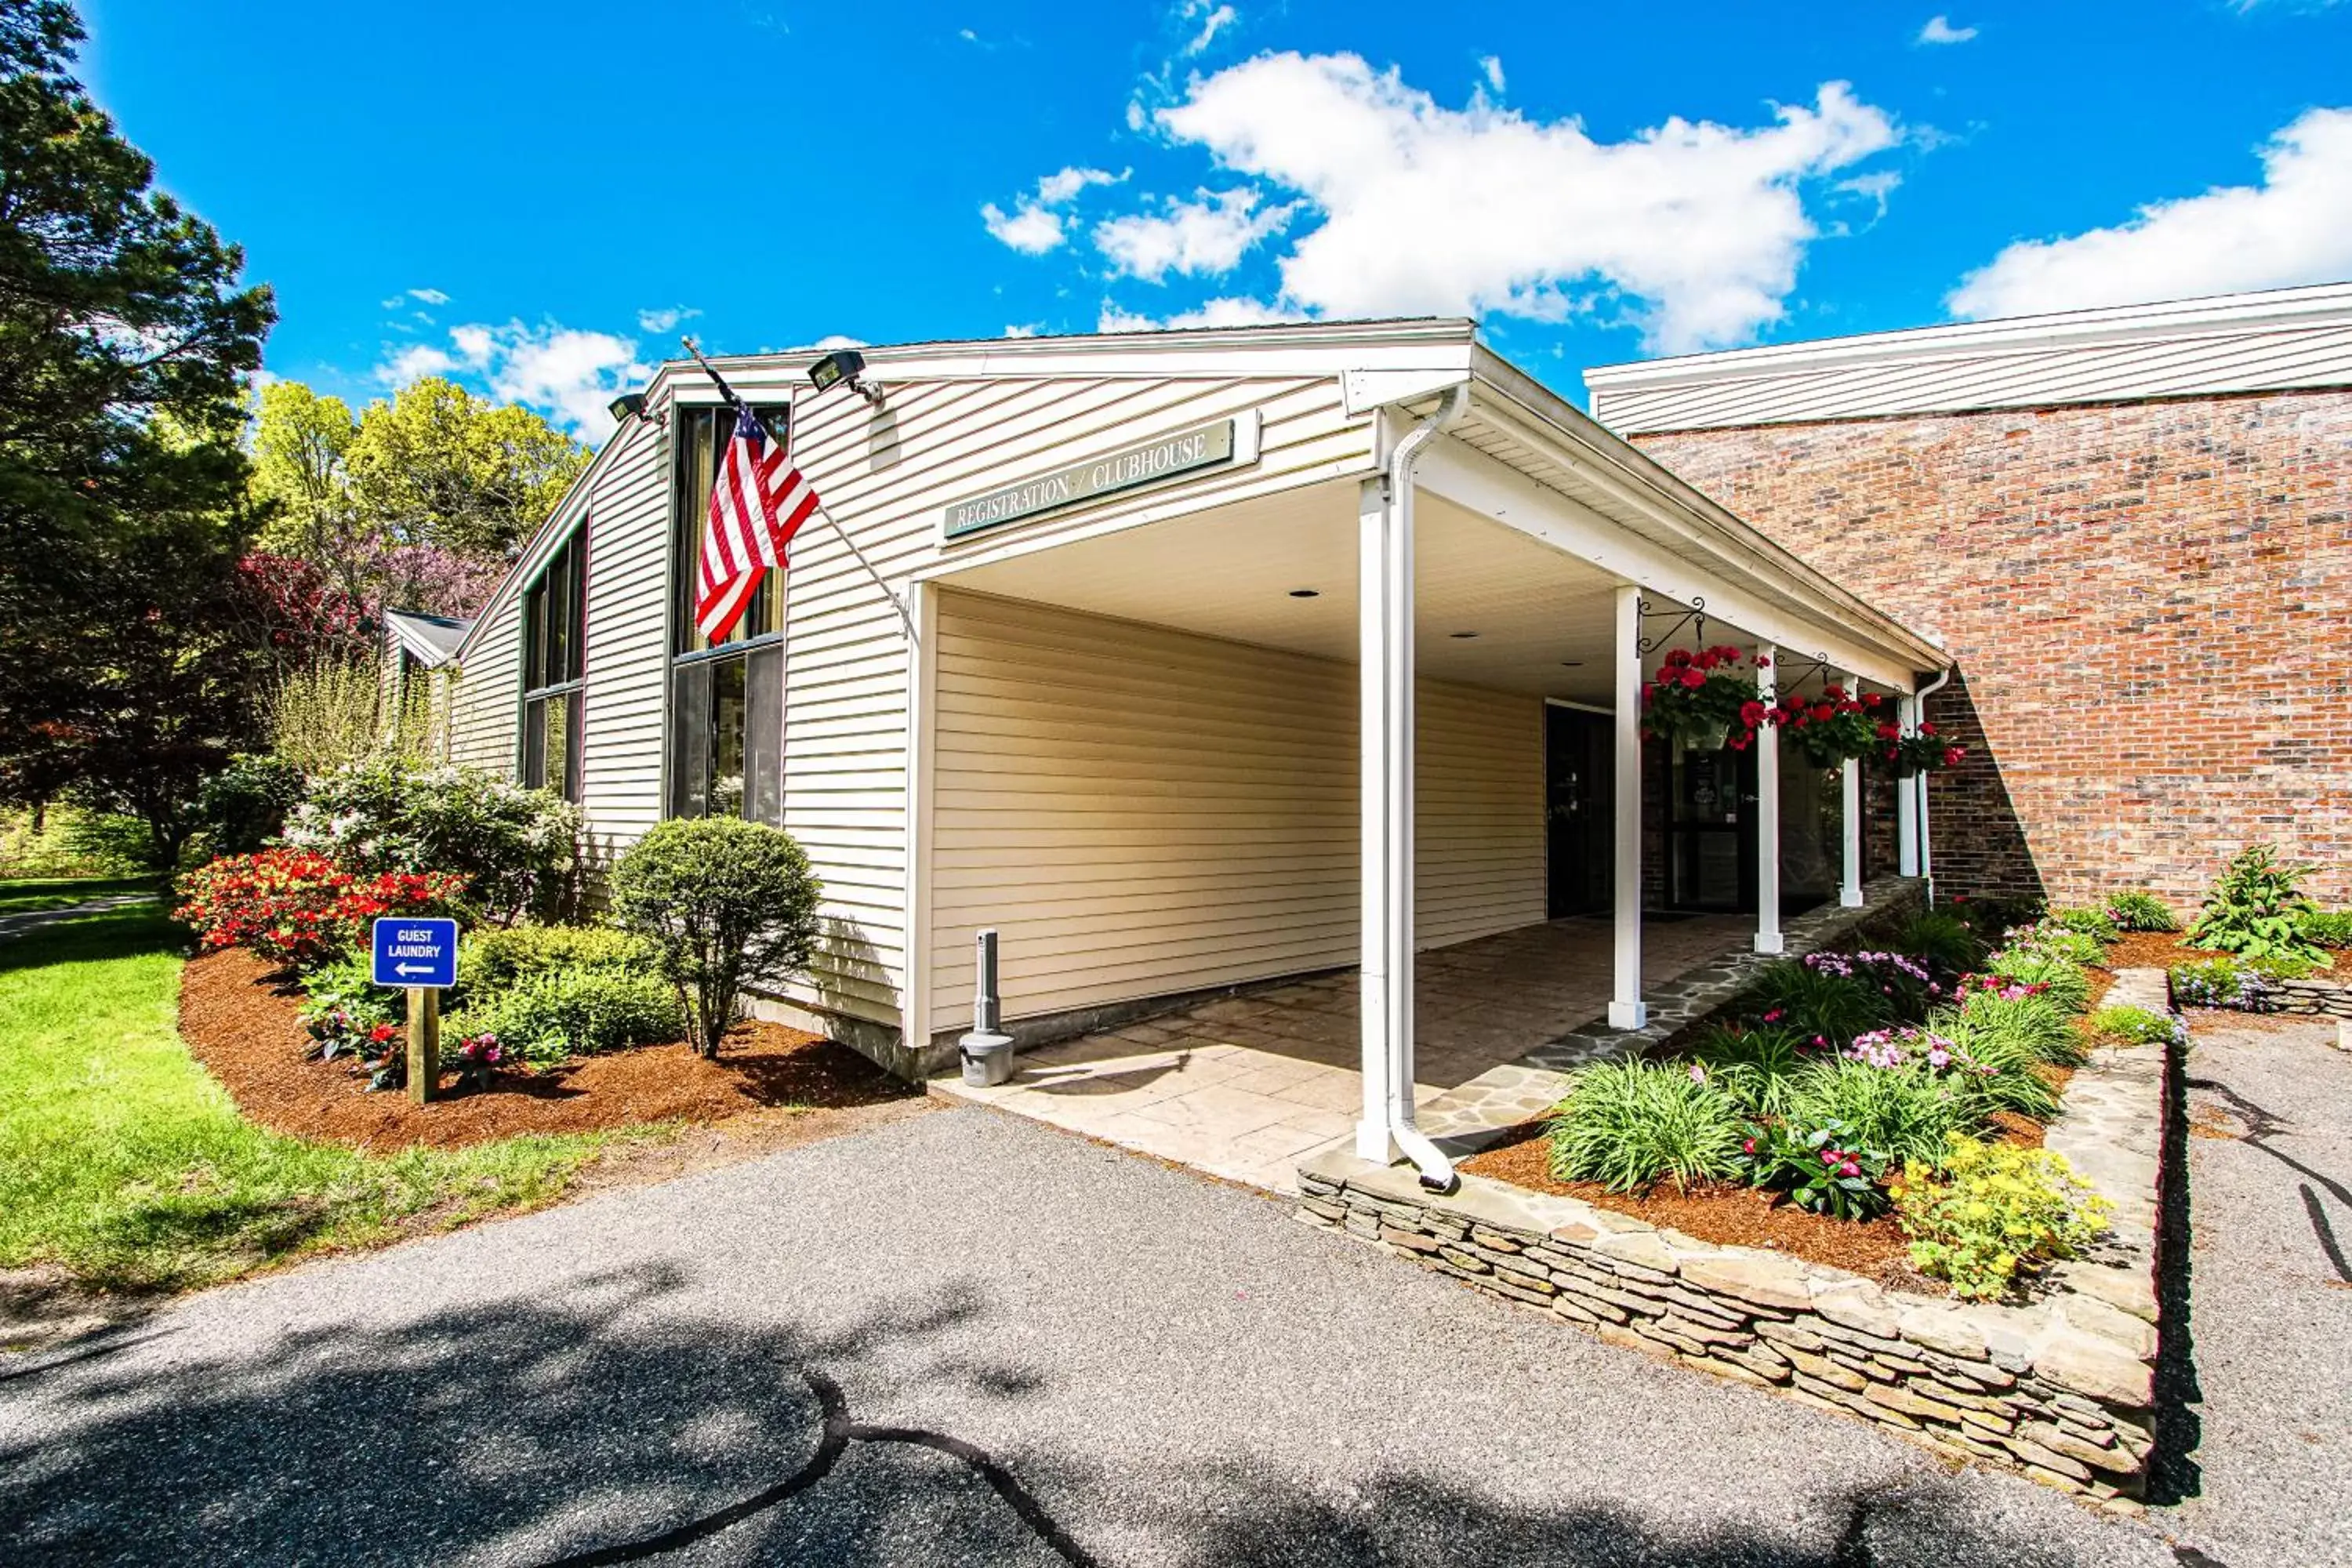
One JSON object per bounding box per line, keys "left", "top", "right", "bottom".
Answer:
{"left": 539, "top": 1364, "right": 1096, "bottom": 1567}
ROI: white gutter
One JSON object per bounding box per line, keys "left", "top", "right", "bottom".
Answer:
{"left": 1374, "top": 381, "right": 1472, "bottom": 1194}
{"left": 1914, "top": 666, "right": 1953, "bottom": 903}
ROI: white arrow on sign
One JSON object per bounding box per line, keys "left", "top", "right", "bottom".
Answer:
{"left": 394, "top": 962, "right": 435, "bottom": 977}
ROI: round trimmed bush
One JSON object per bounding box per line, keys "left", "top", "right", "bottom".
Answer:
{"left": 609, "top": 817, "right": 822, "bottom": 1058}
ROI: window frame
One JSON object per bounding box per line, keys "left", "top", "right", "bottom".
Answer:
{"left": 520, "top": 528, "right": 587, "bottom": 803}
{"left": 665, "top": 403, "right": 788, "bottom": 824}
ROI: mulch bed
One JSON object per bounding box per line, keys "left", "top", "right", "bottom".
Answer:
{"left": 179, "top": 945, "right": 923, "bottom": 1152}
{"left": 1459, "top": 1127, "right": 1926, "bottom": 1288}
{"left": 2099, "top": 929, "right": 2337, "bottom": 978}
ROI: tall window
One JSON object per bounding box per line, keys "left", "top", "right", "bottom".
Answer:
{"left": 670, "top": 405, "right": 786, "bottom": 823}
{"left": 521, "top": 530, "right": 586, "bottom": 800}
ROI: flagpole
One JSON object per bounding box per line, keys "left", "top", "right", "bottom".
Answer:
{"left": 680, "top": 336, "right": 919, "bottom": 646}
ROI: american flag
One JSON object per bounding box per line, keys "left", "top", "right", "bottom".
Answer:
{"left": 695, "top": 407, "right": 822, "bottom": 641}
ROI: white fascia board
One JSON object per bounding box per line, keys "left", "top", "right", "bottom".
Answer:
{"left": 1583, "top": 281, "right": 2352, "bottom": 397}
{"left": 1417, "top": 437, "right": 1921, "bottom": 693}
{"left": 648, "top": 320, "right": 1479, "bottom": 402}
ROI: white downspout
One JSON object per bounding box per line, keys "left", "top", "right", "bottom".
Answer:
{"left": 1374, "top": 382, "right": 1471, "bottom": 1193}
{"left": 1913, "top": 666, "right": 1952, "bottom": 903}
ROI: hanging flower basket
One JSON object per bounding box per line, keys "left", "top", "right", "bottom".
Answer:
{"left": 1639, "top": 646, "right": 1761, "bottom": 752}
{"left": 1773, "top": 685, "right": 1889, "bottom": 768}
{"left": 1882, "top": 721, "right": 1967, "bottom": 777}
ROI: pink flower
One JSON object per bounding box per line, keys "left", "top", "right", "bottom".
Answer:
{"left": 1839, "top": 1160, "right": 1860, "bottom": 1178}
{"left": 1762, "top": 1008, "right": 1784, "bottom": 1023}
{"left": 1689, "top": 1063, "right": 1708, "bottom": 1083}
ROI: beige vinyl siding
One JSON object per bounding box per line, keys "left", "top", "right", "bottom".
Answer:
{"left": 775, "top": 372, "right": 1371, "bottom": 1029}
{"left": 927, "top": 590, "right": 1544, "bottom": 1029}
{"left": 575, "top": 420, "right": 671, "bottom": 851}
{"left": 446, "top": 592, "right": 521, "bottom": 772}
{"left": 442, "top": 371, "right": 1374, "bottom": 1040}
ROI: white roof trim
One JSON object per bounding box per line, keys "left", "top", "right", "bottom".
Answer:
{"left": 1585, "top": 282, "right": 2352, "bottom": 433}
{"left": 384, "top": 608, "right": 472, "bottom": 666}
{"left": 1586, "top": 281, "right": 2352, "bottom": 391}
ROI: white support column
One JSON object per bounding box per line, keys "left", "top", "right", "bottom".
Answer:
{"left": 1753, "top": 647, "right": 1784, "bottom": 954}
{"left": 1356, "top": 477, "right": 1398, "bottom": 1163}
{"left": 1609, "top": 585, "right": 1647, "bottom": 1031}
{"left": 1896, "top": 694, "right": 1921, "bottom": 877}
{"left": 1837, "top": 673, "right": 1864, "bottom": 909}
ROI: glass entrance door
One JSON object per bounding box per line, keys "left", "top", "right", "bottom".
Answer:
{"left": 1667, "top": 742, "right": 1758, "bottom": 912}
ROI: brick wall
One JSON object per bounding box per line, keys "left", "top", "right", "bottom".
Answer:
{"left": 1633, "top": 390, "right": 2352, "bottom": 907}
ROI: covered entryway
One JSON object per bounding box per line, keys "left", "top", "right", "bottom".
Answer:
{"left": 939, "top": 910, "right": 1751, "bottom": 1192}
{"left": 903, "top": 367, "right": 1945, "bottom": 1196}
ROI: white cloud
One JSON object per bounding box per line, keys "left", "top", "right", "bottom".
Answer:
{"left": 1141, "top": 53, "right": 1898, "bottom": 351}
{"left": 380, "top": 343, "right": 459, "bottom": 382}
{"left": 1949, "top": 106, "right": 2352, "bottom": 319}
{"left": 408, "top": 287, "right": 451, "bottom": 306}
{"left": 1004, "top": 323, "right": 1041, "bottom": 338}
{"left": 636, "top": 305, "right": 700, "bottom": 333}
{"left": 1479, "top": 56, "right": 1505, "bottom": 93}
{"left": 1836, "top": 169, "right": 1903, "bottom": 221}
{"left": 1917, "top": 16, "right": 1978, "bottom": 44}
{"left": 1181, "top": 2, "right": 1236, "bottom": 56}
{"left": 808, "top": 334, "right": 867, "bottom": 350}
{"left": 377, "top": 319, "right": 650, "bottom": 441}
{"left": 1097, "top": 295, "right": 1303, "bottom": 332}
{"left": 982, "top": 165, "right": 1125, "bottom": 254}
{"left": 982, "top": 202, "right": 1072, "bottom": 254}
{"left": 1094, "top": 187, "right": 1295, "bottom": 281}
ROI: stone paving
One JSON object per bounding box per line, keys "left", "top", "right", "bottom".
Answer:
{"left": 936, "top": 879, "right": 1922, "bottom": 1194}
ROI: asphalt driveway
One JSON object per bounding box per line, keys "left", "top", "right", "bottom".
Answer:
{"left": 2, "top": 1106, "right": 2182, "bottom": 1567}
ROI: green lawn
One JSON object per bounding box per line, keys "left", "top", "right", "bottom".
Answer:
{"left": 0, "top": 903, "right": 643, "bottom": 1293}
{"left": 0, "top": 874, "right": 158, "bottom": 918}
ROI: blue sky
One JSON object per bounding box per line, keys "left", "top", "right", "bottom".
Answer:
{"left": 77, "top": 0, "right": 2352, "bottom": 441}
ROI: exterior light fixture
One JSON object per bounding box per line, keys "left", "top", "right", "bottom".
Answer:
{"left": 608, "top": 391, "right": 648, "bottom": 424}
{"left": 809, "top": 348, "right": 885, "bottom": 408}
{"left": 1288, "top": 588, "right": 1320, "bottom": 599}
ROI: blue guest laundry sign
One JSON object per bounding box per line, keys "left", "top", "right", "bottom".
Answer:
{"left": 372, "top": 916, "right": 459, "bottom": 989}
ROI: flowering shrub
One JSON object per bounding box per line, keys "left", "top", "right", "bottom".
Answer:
{"left": 1983, "top": 944, "right": 2093, "bottom": 1014}
{"left": 2168, "top": 957, "right": 2281, "bottom": 1011}
{"left": 281, "top": 760, "right": 580, "bottom": 924}
{"left": 452, "top": 1031, "right": 506, "bottom": 1091}
{"left": 1742, "top": 1117, "right": 1891, "bottom": 1220}
{"left": 176, "top": 849, "right": 351, "bottom": 963}
{"left": 1845, "top": 1025, "right": 1966, "bottom": 1073}
{"left": 1892, "top": 1135, "right": 2111, "bottom": 1301}
{"left": 1639, "top": 646, "right": 1764, "bottom": 750}
{"left": 1806, "top": 948, "right": 1942, "bottom": 1016}
{"left": 174, "top": 850, "right": 465, "bottom": 967}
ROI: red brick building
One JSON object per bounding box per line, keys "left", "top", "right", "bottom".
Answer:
{"left": 1587, "top": 284, "right": 2352, "bottom": 909}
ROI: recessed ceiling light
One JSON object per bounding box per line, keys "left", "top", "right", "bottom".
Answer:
{"left": 1288, "top": 588, "right": 1319, "bottom": 599}
{"left": 1559, "top": 660, "right": 1584, "bottom": 668}
{"left": 1449, "top": 630, "right": 1479, "bottom": 639}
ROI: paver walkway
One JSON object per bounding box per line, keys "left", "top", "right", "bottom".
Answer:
{"left": 938, "top": 913, "right": 1751, "bottom": 1192}
{"left": 0, "top": 1109, "right": 2177, "bottom": 1566}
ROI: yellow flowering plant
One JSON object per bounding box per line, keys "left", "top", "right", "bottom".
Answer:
{"left": 1889, "top": 1134, "right": 2111, "bottom": 1301}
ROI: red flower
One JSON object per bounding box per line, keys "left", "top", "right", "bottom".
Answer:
{"left": 1679, "top": 669, "right": 1704, "bottom": 689}
{"left": 1739, "top": 700, "right": 1767, "bottom": 727}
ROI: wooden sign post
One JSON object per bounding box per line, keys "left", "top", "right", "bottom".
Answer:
{"left": 372, "top": 916, "right": 459, "bottom": 1106}
{"left": 408, "top": 986, "right": 440, "bottom": 1105}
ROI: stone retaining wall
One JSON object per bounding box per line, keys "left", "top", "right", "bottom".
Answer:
{"left": 1298, "top": 967, "right": 2176, "bottom": 1508}
{"left": 2199, "top": 971, "right": 2352, "bottom": 1019}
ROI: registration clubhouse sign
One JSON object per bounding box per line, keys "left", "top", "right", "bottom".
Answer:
{"left": 944, "top": 419, "right": 1238, "bottom": 541}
